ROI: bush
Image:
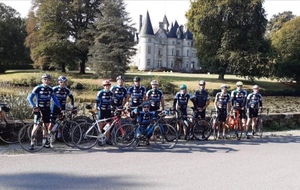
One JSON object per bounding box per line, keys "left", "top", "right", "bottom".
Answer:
{"left": 71, "top": 82, "right": 84, "bottom": 90}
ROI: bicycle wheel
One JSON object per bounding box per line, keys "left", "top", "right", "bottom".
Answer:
{"left": 211, "top": 117, "right": 218, "bottom": 140}
{"left": 61, "top": 120, "right": 79, "bottom": 147}
{"left": 114, "top": 124, "right": 138, "bottom": 150}
{"left": 193, "top": 119, "right": 212, "bottom": 141}
{"left": 152, "top": 124, "right": 178, "bottom": 149}
{"left": 72, "top": 122, "right": 99, "bottom": 150}
{"left": 0, "top": 117, "right": 24, "bottom": 144}
{"left": 18, "top": 123, "right": 45, "bottom": 153}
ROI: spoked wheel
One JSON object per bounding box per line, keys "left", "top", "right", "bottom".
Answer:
{"left": 152, "top": 124, "right": 178, "bottom": 149}
{"left": 211, "top": 118, "right": 218, "bottom": 140}
{"left": 256, "top": 117, "right": 263, "bottom": 138}
{"left": 193, "top": 119, "right": 212, "bottom": 141}
{"left": 61, "top": 120, "right": 79, "bottom": 147}
{"left": 114, "top": 124, "right": 138, "bottom": 150}
{"left": 72, "top": 122, "right": 99, "bottom": 150}
{"left": 18, "top": 123, "right": 45, "bottom": 153}
{"left": 0, "top": 117, "right": 24, "bottom": 144}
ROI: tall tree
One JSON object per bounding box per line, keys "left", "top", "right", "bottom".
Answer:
{"left": 271, "top": 16, "right": 300, "bottom": 86}
{"left": 0, "top": 3, "right": 31, "bottom": 73}
{"left": 186, "top": 0, "right": 270, "bottom": 80}
{"left": 88, "top": 0, "right": 136, "bottom": 78}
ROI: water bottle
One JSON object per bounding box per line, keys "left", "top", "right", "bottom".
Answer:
{"left": 52, "top": 123, "right": 58, "bottom": 132}
{"left": 103, "top": 123, "right": 111, "bottom": 131}
{"left": 165, "top": 109, "right": 170, "bottom": 116}
{"left": 183, "top": 120, "right": 189, "bottom": 127}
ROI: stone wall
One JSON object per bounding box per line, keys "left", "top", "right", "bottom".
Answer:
{"left": 262, "top": 112, "right": 300, "bottom": 129}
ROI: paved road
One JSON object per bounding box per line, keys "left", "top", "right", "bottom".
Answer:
{"left": 1, "top": 132, "right": 300, "bottom": 190}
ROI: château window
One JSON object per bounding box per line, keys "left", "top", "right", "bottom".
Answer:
{"left": 171, "top": 60, "right": 174, "bottom": 67}
{"left": 172, "top": 49, "right": 174, "bottom": 56}
{"left": 176, "top": 50, "right": 179, "bottom": 56}
{"left": 148, "top": 46, "right": 151, "bottom": 54}
{"left": 187, "top": 50, "right": 189, "bottom": 56}
{"left": 147, "top": 59, "right": 151, "bottom": 66}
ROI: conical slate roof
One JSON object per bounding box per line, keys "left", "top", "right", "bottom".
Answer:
{"left": 139, "top": 11, "right": 154, "bottom": 35}
{"left": 167, "top": 21, "right": 179, "bottom": 38}
{"left": 184, "top": 29, "right": 193, "bottom": 40}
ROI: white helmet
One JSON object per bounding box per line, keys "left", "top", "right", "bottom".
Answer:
{"left": 221, "top": 84, "right": 228, "bottom": 89}
{"left": 252, "top": 85, "right": 259, "bottom": 89}
{"left": 150, "top": 80, "right": 159, "bottom": 85}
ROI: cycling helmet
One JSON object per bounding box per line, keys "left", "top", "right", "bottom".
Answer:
{"left": 252, "top": 85, "right": 259, "bottom": 89}
{"left": 58, "top": 76, "right": 67, "bottom": 82}
{"left": 180, "top": 84, "right": 187, "bottom": 90}
{"left": 102, "top": 80, "right": 111, "bottom": 86}
{"left": 150, "top": 80, "right": 159, "bottom": 85}
{"left": 116, "top": 75, "right": 125, "bottom": 81}
{"left": 142, "top": 101, "right": 150, "bottom": 108}
{"left": 236, "top": 81, "right": 243, "bottom": 86}
{"left": 221, "top": 84, "right": 228, "bottom": 89}
{"left": 41, "top": 74, "right": 51, "bottom": 79}
{"left": 199, "top": 80, "right": 206, "bottom": 85}
{"left": 133, "top": 76, "right": 141, "bottom": 82}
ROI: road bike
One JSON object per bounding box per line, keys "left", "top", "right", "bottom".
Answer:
{"left": 0, "top": 103, "right": 25, "bottom": 144}
{"left": 114, "top": 111, "right": 178, "bottom": 150}
{"left": 224, "top": 107, "right": 244, "bottom": 140}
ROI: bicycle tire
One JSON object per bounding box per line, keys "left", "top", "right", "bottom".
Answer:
{"left": 152, "top": 124, "right": 178, "bottom": 149}
{"left": 18, "top": 123, "right": 45, "bottom": 153}
{"left": 256, "top": 117, "right": 263, "bottom": 138}
{"left": 114, "top": 124, "right": 138, "bottom": 150}
{"left": 61, "top": 120, "right": 79, "bottom": 147}
{"left": 72, "top": 116, "right": 93, "bottom": 124}
{"left": 211, "top": 116, "right": 218, "bottom": 140}
{"left": 72, "top": 122, "right": 99, "bottom": 150}
{"left": 193, "top": 119, "right": 212, "bottom": 141}
{"left": 0, "top": 117, "right": 24, "bottom": 144}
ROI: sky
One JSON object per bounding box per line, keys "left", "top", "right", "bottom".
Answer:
{"left": 1, "top": 0, "right": 300, "bottom": 30}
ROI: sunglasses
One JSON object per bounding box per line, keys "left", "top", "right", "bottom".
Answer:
{"left": 143, "top": 106, "right": 149, "bottom": 108}
{"left": 237, "top": 85, "right": 243, "bottom": 87}
{"left": 42, "top": 78, "right": 50, "bottom": 81}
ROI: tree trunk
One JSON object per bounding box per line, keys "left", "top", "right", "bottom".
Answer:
{"left": 79, "top": 58, "right": 86, "bottom": 74}
{"left": 61, "top": 62, "right": 66, "bottom": 73}
{"left": 218, "top": 72, "right": 225, "bottom": 80}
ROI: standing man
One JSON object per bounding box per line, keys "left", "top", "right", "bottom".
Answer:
{"left": 191, "top": 80, "right": 210, "bottom": 119}
{"left": 28, "top": 74, "right": 62, "bottom": 150}
{"left": 214, "top": 84, "right": 231, "bottom": 139}
{"left": 126, "top": 76, "right": 147, "bottom": 109}
{"left": 96, "top": 80, "right": 114, "bottom": 145}
{"left": 231, "top": 81, "right": 248, "bottom": 136}
{"left": 51, "top": 76, "right": 74, "bottom": 143}
{"left": 110, "top": 75, "right": 127, "bottom": 109}
{"left": 146, "top": 80, "right": 165, "bottom": 112}
{"left": 173, "top": 84, "right": 192, "bottom": 140}
{"left": 246, "top": 85, "right": 263, "bottom": 136}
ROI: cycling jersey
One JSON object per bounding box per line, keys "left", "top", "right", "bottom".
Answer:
{"left": 28, "top": 84, "right": 61, "bottom": 109}
{"left": 215, "top": 92, "right": 231, "bottom": 110}
{"left": 146, "top": 89, "right": 164, "bottom": 111}
{"left": 173, "top": 92, "right": 192, "bottom": 109}
{"left": 52, "top": 86, "right": 74, "bottom": 111}
{"left": 231, "top": 89, "right": 247, "bottom": 108}
{"left": 192, "top": 89, "right": 210, "bottom": 108}
{"left": 110, "top": 85, "right": 127, "bottom": 107}
{"left": 137, "top": 111, "right": 156, "bottom": 126}
{"left": 127, "top": 85, "right": 147, "bottom": 107}
{"left": 247, "top": 93, "right": 263, "bottom": 109}
{"left": 96, "top": 90, "right": 113, "bottom": 110}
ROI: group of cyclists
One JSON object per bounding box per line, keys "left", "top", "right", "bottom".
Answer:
{"left": 26, "top": 73, "right": 263, "bottom": 149}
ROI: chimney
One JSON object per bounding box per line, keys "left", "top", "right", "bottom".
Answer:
{"left": 139, "top": 15, "right": 143, "bottom": 32}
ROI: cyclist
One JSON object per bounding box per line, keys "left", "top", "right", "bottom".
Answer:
{"left": 96, "top": 80, "right": 114, "bottom": 145}
{"left": 231, "top": 81, "right": 248, "bottom": 136}
{"left": 172, "top": 84, "right": 192, "bottom": 140}
{"left": 191, "top": 80, "right": 210, "bottom": 119}
{"left": 134, "top": 101, "right": 156, "bottom": 145}
{"left": 214, "top": 84, "right": 231, "bottom": 139}
{"left": 50, "top": 76, "right": 74, "bottom": 143}
{"left": 146, "top": 80, "right": 165, "bottom": 112}
{"left": 110, "top": 75, "right": 127, "bottom": 109}
{"left": 28, "top": 74, "right": 62, "bottom": 150}
{"left": 246, "top": 85, "right": 263, "bottom": 137}
{"left": 125, "top": 76, "right": 147, "bottom": 120}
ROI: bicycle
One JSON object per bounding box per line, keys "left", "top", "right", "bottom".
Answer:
{"left": 71, "top": 107, "right": 130, "bottom": 150}
{"left": 114, "top": 111, "right": 178, "bottom": 150}
{"left": 249, "top": 108, "right": 269, "bottom": 138}
{"left": 210, "top": 109, "right": 219, "bottom": 140}
{"left": 190, "top": 107, "right": 212, "bottom": 141}
{"left": 0, "top": 103, "right": 25, "bottom": 144}
{"left": 224, "top": 107, "right": 244, "bottom": 140}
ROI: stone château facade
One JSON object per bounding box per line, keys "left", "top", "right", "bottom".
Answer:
{"left": 131, "top": 11, "right": 199, "bottom": 72}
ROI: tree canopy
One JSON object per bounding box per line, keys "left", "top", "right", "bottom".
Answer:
{"left": 186, "top": 0, "right": 270, "bottom": 80}
{"left": 0, "top": 3, "right": 31, "bottom": 73}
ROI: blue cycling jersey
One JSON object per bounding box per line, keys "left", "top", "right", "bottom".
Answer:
{"left": 173, "top": 92, "right": 192, "bottom": 109}
{"left": 137, "top": 111, "right": 156, "bottom": 126}
{"left": 231, "top": 89, "right": 247, "bottom": 107}
{"left": 127, "top": 85, "right": 147, "bottom": 107}
{"left": 146, "top": 89, "right": 164, "bottom": 111}
{"left": 193, "top": 89, "right": 210, "bottom": 108}
{"left": 110, "top": 85, "right": 127, "bottom": 107}
{"left": 247, "top": 93, "right": 263, "bottom": 109}
{"left": 96, "top": 90, "right": 113, "bottom": 110}
{"left": 28, "top": 84, "right": 61, "bottom": 109}
{"left": 215, "top": 92, "right": 231, "bottom": 110}
{"left": 52, "top": 86, "right": 73, "bottom": 110}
